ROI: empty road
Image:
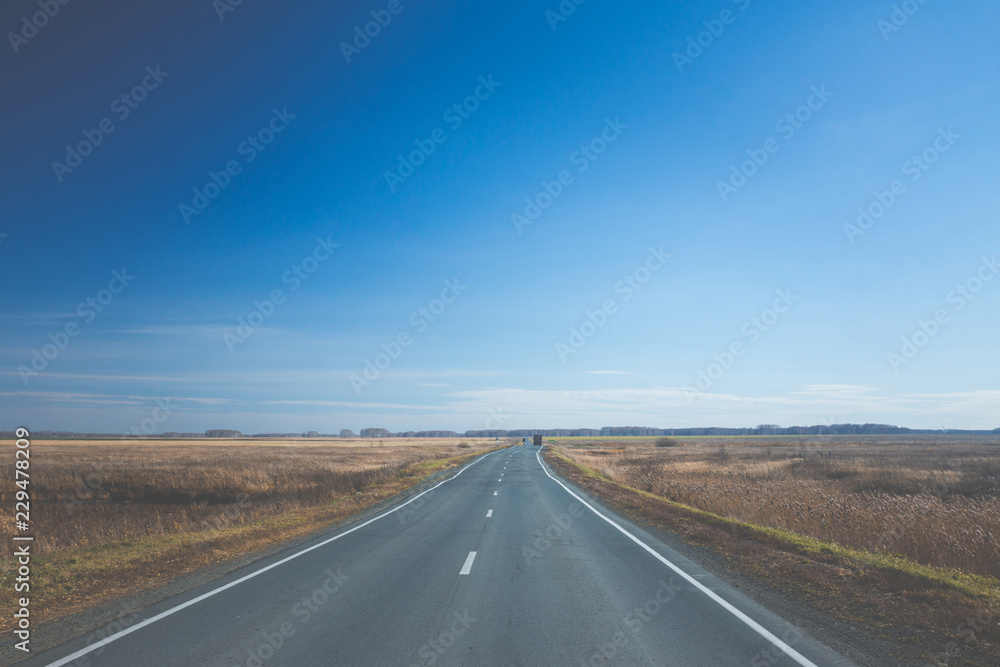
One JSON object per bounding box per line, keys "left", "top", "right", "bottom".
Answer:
{"left": 26, "top": 446, "right": 855, "bottom": 666}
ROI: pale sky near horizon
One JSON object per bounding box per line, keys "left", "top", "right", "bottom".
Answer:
{"left": 2, "top": 0, "right": 999, "bottom": 433}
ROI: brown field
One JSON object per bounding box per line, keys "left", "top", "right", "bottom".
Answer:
{"left": 553, "top": 435, "right": 1000, "bottom": 579}
{"left": 0, "top": 437, "right": 504, "bottom": 632}
{"left": 0, "top": 437, "right": 500, "bottom": 556}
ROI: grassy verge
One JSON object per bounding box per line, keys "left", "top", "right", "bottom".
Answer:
{"left": 0, "top": 446, "right": 500, "bottom": 633}
{"left": 545, "top": 447, "right": 1000, "bottom": 666}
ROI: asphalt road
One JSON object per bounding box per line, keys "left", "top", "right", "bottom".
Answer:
{"left": 25, "top": 445, "right": 857, "bottom": 667}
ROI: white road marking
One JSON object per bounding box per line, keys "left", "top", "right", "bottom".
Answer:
{"left": 460, "top": 551, "right": 477, "bottom": 575}
{"left": 534, "top": 447, "right": 818, "bottom": 667}
{"left": 493, "top": 491, "right": 498, "bottom": 496}
{"left": 487, "top": 510, "right": 493, "bottom": 517}
{"left": 42, "top": 447, "right": 515, "bottom": 667}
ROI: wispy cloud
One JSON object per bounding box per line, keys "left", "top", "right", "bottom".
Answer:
{"left": 0, "top": 371, "right": 211, "bottom": 383}
{"left": 109, "top": 324, "right": 232, "bottom": 337}
{"left": 794, "top": 385, "right": 876, "bottom": 396}
{"left": 0, "top": 391, "right": 145, "bottom": 406}
{"left": 261, "top": 399, "right": 440, "bottom": 410}
{"left": 0, "top": 391, "right": 239, "bottom": 406}
{"left": 441, "top": 386, "right": 1000, "bottom": 430}
{"left": 0, "top": 312, "right": 79, "bottom": 324}
{"left": 5, "top": 384, "right": 998, "bottom": 432}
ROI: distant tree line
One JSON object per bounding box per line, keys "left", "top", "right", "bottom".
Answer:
{"left": 324, "top": 423, "right": 1000, "bottom": 437}
{"left": 470, "top": 424, "right": 1000, "bottom": 437}
{"left": 379, "top": 423, "right": 1000, "bottom": 437}
{"left": 6, "top": 424, "right": 1000, "bottom": 439}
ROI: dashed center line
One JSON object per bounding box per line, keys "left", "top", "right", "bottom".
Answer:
{"left": 43, "top": 446, "right": 508, "bottom": 667}
{"left": 486, "top": 510, "right": 493, "bottom": 517}
{"left": 493, "top": 491, "right": 497, "bottom": 496}
{"left": 459, "top": 551, "right": 477, "bottom": 575}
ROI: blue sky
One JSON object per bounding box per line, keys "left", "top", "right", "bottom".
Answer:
{"left": 2, "top": 0, "right": 999, "bottom": 433}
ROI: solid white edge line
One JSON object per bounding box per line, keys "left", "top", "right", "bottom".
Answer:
{"left": 43, "top": 447, "right": 513, "bottom": 667}
{"left": 534, "top": 447, "right": 818, "bottom": 667}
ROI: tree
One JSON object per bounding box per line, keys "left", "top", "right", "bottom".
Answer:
{"left": 339, "top": 429, "right": 354, "bottom": 438}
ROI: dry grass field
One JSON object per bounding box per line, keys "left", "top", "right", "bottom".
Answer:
{"left": 547, "top": 435, "right": 1000, "bottom": 665}
{"left": 553, "top": 435, "right": 1000, "bottom": 579}
{"left": 0, "top": 437, "right": 502, "bottom": 630}
{"left": 0, "top": 437, "right": 497, "bottom": 556}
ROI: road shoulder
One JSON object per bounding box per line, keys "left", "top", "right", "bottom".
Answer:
{"left": 4, "top": 447, "right": 508, "bottom": 665}
{"left": 539, "top": 446, "right": 1000, "bottom": 667}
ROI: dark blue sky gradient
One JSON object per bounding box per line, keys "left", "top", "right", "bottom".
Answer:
{"left": 3, "top": 0, "right": 999, "bottom": 432}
